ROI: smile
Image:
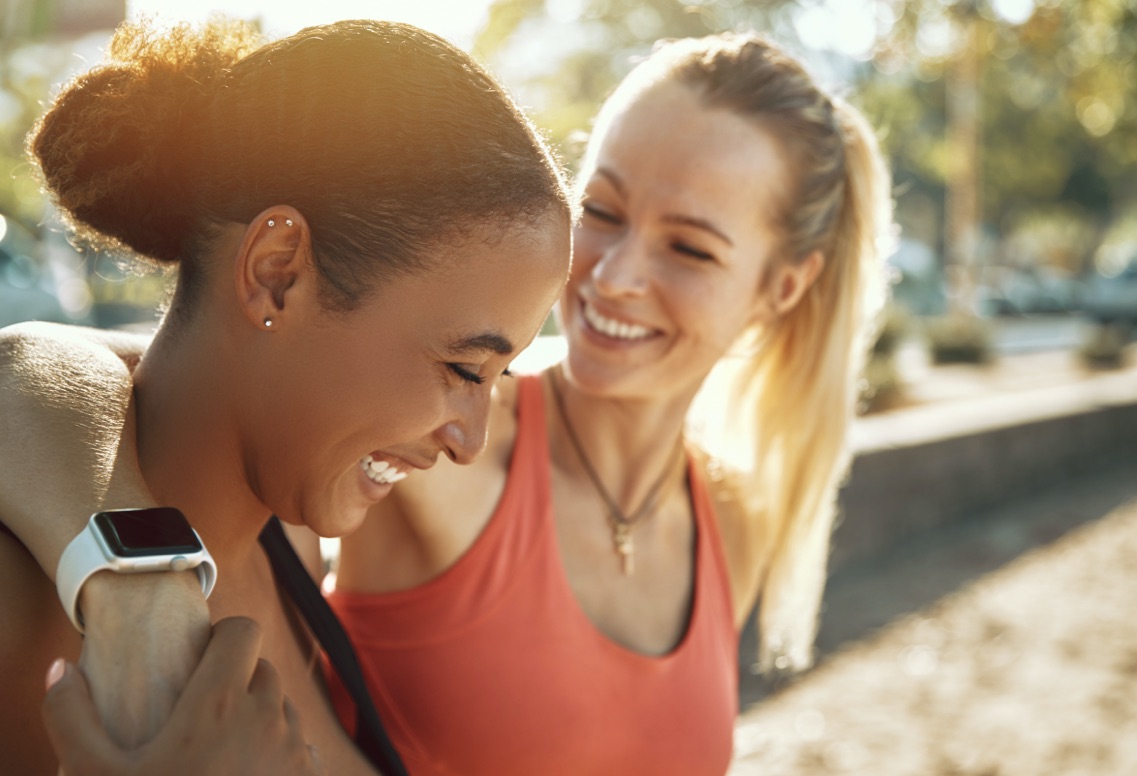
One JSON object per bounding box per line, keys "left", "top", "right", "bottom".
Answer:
{"left": 360, "top": 454, "right": 408, "bottom": 485}
{"left": 582, "top": 301, "right": 655, "bottom": 341}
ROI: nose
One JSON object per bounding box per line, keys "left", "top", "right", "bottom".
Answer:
{"left": 435, "top": 389, "right": 491, "bottom": 466}
{"left": 591, "top": 232, "right": 649, "bottom": 299}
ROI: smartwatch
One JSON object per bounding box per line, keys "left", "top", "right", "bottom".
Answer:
{"left": 56, "top": 507, "right": 217, "bottom": 633}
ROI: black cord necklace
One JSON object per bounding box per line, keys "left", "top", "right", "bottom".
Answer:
{"left": 548, "top": 369, "right": 684, "bottom": 576}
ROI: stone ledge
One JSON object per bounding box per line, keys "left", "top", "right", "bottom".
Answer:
{"left": 837, "top": 374, "right": 1137, "bottom": 570}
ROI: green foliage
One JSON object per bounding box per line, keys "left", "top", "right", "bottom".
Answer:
{"left": 861, "top": 303, "right": 911, "bottom": 413}
{"left": 476, "top": 0, "right": 800, "bottom": 156}
{"left": 866, "top": 0, "right": 1137, "bottom": 273}
{"left": 872, "top": 302, "right": 911, "bottom": 357}
{"left": 0, "top": 44, "right": 58, "bottom": 235}
{"left": 925, "top": 313, "right": 993, "bottom": 365}
{"left": 1078, "top": 323, "right": 1130, "bottom": 369}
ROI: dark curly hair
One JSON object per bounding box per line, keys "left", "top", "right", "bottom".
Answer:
{"left": 29, "top": 17, "right": 571, "bottom": 312}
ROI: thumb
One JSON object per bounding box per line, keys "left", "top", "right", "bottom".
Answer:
{"left": 42, "top": 659, "right": 125, "bottom": 774}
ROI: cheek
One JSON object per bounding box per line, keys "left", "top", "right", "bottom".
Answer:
{"left": 289, "top": 338, "right": 446, "bottom": 452}
{"left": 569, "top": 228, "right": 608, "bottom": 282}
{"left": 669, "top": 274, "right": 757, "bottom": 346}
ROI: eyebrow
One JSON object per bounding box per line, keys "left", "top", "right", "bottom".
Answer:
{"left": 446, "top": 332, "right": 515, "bottom": 356}
{"left": 594, "top": 167, "right": 735, "bottom": 247}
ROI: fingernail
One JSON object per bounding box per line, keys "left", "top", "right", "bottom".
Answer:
{"left": 45, "top": 658, "right": 67, "bottom": 690}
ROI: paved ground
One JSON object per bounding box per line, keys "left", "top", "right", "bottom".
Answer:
{"left": 730, "top": 340, "right": 1137, "bottom": 775}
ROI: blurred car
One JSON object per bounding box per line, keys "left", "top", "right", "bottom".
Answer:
{"left": 1082, "top": 260, "right": 1137, "bottom": 325}
{"left": 976, "top": 266, "right": 1084, "bottom": 317}
{"left": 0, "top": 214, "right": 93, "bottom": 328}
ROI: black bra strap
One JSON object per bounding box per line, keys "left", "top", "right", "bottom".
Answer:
{"left": 259, "top": 517, "right": 408, "bottom": 776}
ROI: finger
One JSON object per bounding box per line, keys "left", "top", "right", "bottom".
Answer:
{"left": 283, "top": 697, "right": 322, "bottom": 775}
{"left": 247, "top": 657, "right": 284, "bottom": 708}
{"left": 282, "top": 695, "right": 303, "bottom": 731}
{"left": 41, "top": 660, "right": 124, "bottom": 772}
{"left": 178, "top": 617, "right": 264, "bottom": 707}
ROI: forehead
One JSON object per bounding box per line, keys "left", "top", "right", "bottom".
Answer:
{"left": 587, "top": 82, "right": 791, "bottom": 228}
{"left": 364, "top": 216, "right": 570, "bottom": 342}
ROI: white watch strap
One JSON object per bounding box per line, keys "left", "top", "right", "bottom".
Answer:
{"left": 56, "top": 515, "right": 217, "bottom": 634}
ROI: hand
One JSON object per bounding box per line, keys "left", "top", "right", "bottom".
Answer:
{"left": 43, "top": 617, "right": 322, "bottom": 776}
{"left": 77, "top": 570, "right": 212, "bottom": 746}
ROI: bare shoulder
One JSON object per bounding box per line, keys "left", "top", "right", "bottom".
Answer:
{"left": 693, "top": 449, "right": 770, "bottom": 629}
{"left": 0, "top": 526, "right": 81, "bottom": 772}
{"left": 0, "top": 321, "right": 149, "bottom": 370}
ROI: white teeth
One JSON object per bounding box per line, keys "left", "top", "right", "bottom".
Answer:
{"left": 583, "top": 303, "right": 652, "bottom": 340}
{"left": 360, "top": 457, "right": 406, "bottom": 486}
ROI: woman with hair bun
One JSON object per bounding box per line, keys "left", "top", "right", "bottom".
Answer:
{"left": 0, "top": 28, "right": 892, "bottom": 776}
{"left": 0, "top": 15, "right": 571, "bottom": 775}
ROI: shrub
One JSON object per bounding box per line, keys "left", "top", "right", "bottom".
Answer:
{"left": 925, "top": 313, "right": 993, "bottom": 365}
{"left": 1079, "top": 324, "right": 1129, "bottom": 370}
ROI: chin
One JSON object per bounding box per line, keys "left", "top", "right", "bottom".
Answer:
{"left": 562, "top": 354, "right": 640, "bottom": 398}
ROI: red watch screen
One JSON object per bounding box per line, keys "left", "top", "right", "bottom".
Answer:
{"left": 93, "top": 507, "right": 202, "bottom": 557}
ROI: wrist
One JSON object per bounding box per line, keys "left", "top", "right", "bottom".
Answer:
{"left": 56, "top": 508, "right": 217, "bottom": 632}
{"left": 81, "top": 569, "right": 210, "bottom": 638}
{"left": 78, "top": 571, "right": 212, "bottom": 748}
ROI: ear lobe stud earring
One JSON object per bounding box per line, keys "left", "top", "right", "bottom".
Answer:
{"left": 264, "top": 318, "right": 273, "bottom": 328}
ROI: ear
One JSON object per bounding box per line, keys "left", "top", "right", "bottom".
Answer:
{"left": 233, "top": 206, "right": 313, "bottom": 331}
{"left": 755, "top": 249, "right": 825, "bottom": 322}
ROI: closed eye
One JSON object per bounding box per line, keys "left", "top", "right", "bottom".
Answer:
{"left": 582, "top": 202, "right": 621, "bottom": 225}
{"left": 447, "top": 363, "right": 485, "bottom": 385}
{"left": 673, "top": 242, "right": 715, "bottom": 261}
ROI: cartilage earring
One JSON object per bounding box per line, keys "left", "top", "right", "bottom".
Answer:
{"left": 267, "top": 219, "right": 276, "bottom": 227}
{"left": 264, "top": 317, "right": 273, "bottom": 328}
{"left": 285, "top": 218, "right": 294, "bottom": 227}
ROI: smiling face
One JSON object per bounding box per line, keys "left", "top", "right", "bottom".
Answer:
{"left": 562, "top": 81, "right": 795, "bottom": 401}
{"left": 243, "top": 212, "right": 570, "bottom": 537}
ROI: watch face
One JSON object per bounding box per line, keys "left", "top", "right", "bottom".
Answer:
{"left": 93, "top": 507, "right": 202, "bottom": 557}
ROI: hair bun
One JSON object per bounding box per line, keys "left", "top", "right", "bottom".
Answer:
{"left": 29, "top": 18, "right": 263, "bottom": 263}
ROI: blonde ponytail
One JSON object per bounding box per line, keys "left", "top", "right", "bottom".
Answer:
{"left": 649, "top": 34, "right": 894, "bottom": 671}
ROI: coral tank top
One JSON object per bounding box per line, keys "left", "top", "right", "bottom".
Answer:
{"left": 326, "top": 374, "right": 739, "bottom": 775}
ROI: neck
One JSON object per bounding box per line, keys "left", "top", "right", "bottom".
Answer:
{"left": 546, "top": 363, "right": 696, "bottom": 517}
{"left": 133, "top": 322, "right": 271, "bottom": 573}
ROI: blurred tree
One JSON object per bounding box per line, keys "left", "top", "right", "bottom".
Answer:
{"left": 1, "top": 0, "right": 126, "bottom": 235}
{"left": 476, "top": 0, "right": 1136, "bottom": 294}
{"left": 474, "top": 0, "right": 800, "bottom": 162}
{"left": 872, "top": 0, "right": 1136, "bottom": 279}
{"left": 0, "top": 46, "right": 55, "bottom": 234}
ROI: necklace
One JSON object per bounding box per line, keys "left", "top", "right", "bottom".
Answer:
{"left": 548, "top": 370, "right": 684, "bottom": 576}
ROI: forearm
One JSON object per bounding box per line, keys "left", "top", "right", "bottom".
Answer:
{"left": 0, "top": 322, "right": 152, "bottom": 574}
{"left": 0, "top": 322, "right": 210, "bottom": 746}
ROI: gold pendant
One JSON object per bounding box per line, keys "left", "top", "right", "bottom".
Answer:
{"left": 612, "top": 521, "right": 634, "bottom": 576}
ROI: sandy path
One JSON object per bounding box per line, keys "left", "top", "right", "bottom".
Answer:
{"left": 731, "top": 494, "right": 1137, "bottom": 775}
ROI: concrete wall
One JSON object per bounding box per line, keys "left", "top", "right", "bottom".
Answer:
{"left": 833, "top": 401, "right": 1137, "bottom": 570}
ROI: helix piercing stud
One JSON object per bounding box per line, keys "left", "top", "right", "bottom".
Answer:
{"left": 267, "top": 219, "right": 276, "bottom": 227}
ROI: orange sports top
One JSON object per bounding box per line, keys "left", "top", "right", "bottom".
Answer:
{"left": 325, "top": 374, "right": 739, "bottom": 775}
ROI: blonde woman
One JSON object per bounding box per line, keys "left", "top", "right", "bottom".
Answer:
{"left": 0, "top": 32, "right": 891, "bottom": 775}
